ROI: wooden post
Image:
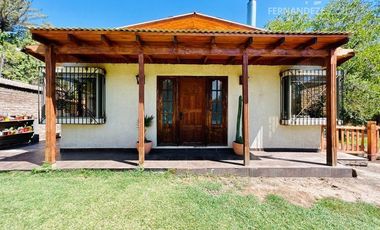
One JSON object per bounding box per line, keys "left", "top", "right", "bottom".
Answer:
{"left": 326, "top": 49, "right": 337, "bottom": 166}
{"left": 45, "top": 45, "right": 57, "bottom": 163}
{"left": 242, "top": 51, "right": 250, "bottom": 166}
{"left": 367, "top": 121, "right": 377, "bottom": 161}
{"left": 138, "top": 53, "right": 145, "bottom": 165}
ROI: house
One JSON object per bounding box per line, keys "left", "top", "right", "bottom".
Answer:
{"left": 24, "top": 12, "right": 354, "bottom": 166}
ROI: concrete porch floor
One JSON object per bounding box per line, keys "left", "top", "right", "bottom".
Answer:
{"left": 0, "top": 141, "right": 366, "bottom": 177}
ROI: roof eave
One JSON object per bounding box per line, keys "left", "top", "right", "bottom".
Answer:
{"left": 28, "top": 27, "right": 351, "bottom": 36}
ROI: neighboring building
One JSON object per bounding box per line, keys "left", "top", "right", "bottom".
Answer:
{"left": 0, "top": 78, "right": 39, "bottom": 117}
{"left": 24, "top": 12, "right": 354, "bottom": 165}
{"left": 0, "top": 78, "right": 42, "bottom": 138}
{"left": 0, "top": 77, "right": 60, "bottom": 140}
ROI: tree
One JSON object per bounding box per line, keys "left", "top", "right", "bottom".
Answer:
{"left": 0, "top": 31, "right": 40, "bottom": 84}
{"left": 266, "top": 0, "right": 380, "bottom": 124}
{"left": 0, "top": 0, "right": 45, "bottom": 32}
{"left": 0, "top": 0, "right": 45, "bottom": 84}
{"left": 266, "top": 12, "right": 312, "bottom": 32}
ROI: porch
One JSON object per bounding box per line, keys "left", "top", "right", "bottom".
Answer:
{"left": 23, "top": 13, "right": 355, "bottom": 167}
{"left": 0, "top": 142, "right": 363, "bottom": 177}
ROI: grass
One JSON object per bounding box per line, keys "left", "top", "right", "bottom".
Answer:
{"left": 0, "top": 170, "right": 379, "bottom": 229}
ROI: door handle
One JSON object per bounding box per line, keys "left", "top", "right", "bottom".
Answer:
{"left": 179, "top": 112, "right": 183, "bottom": 120}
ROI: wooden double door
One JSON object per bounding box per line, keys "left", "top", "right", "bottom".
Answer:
{"left": 157, "top": 76, "right": 228, "bottom": 146}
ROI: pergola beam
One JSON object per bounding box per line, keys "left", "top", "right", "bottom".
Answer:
{"left": 322, "top": 38, "right": 349, "bottom": 49}
{"left": 32, "top": 34, "right": 56, "bottom": 45}
{"left": 226, "top": 56, "right": 236, "bottom": 65}
{"left": 242, "top": 37, "right": 253, "bottom": 49}
{"left": 101, "top": 34, "right": 114, "bottom": 46}
{"left": 295, "top": 57, "right": 325, "bottom": 66}
{"left": 296, "top": 37, "right": 317, "bottom": 49}
{"left": 136, "top": 35, "right": 143, "bottom": 48}
{"left": 72, "top": 54, "right": 92, "bottom": 62}
{"left": 268, "top": 37, "right": 285, "bottom": 49}
{"left": 210, "top": 36, "right": 216, "bottom": 49}
{"left": 249, "top": 56, "right": 261, "bottom": 64}
{"left": 272, "top": 57, "right": 289, "bottom": 65}
{"left": 173, "top": 36, "right": 181, "bottom": 63}
{"left": 68, "top": 34, "right": 83, "bottom": 46}
{"left": 173, "top": 36, "right": 179, "bottom": 48}
{"left": 121, "top": 55, "right": 131, "bottom": 62}
{"left": 294, "top": 57, "right": 309, "bottom": 64}
{"left": 146, "top": 55, "right": 153, "bottom": 63}
{"left": 53, "top": 45, "right": 329, "bottom": 57}
{"left": 202, "top": 56, "right": 208, "bottom": 64}
{"left": 31, "top": 55, "right": 328, "bottom": 65}
{"left": 25, "top": 45, "right": 334, "bottom": 65}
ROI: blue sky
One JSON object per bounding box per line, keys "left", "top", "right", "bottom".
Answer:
{"left": 32, "top": 0, "right": 329, "bottom": 28}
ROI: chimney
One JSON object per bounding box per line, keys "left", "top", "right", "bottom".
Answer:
{"left": 247, "top": 0, "right": 257, "bottom": 27}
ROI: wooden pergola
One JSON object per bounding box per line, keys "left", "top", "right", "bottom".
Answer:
{"left": 25, "top": 26, "right": 354, "bottom": 167}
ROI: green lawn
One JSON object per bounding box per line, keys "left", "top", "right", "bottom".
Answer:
{"left": 0, "top": 170, "right": 379, "bottom": 229}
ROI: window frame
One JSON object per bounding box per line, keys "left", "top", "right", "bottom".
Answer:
{"left": 39, "top": 66, "right": 106, "bottom": 125}
{"left": 280, "top": 69, "right": 343, "bottom": 126}
{"left": 206, "top": 76, "right": 228, "bottom": 145}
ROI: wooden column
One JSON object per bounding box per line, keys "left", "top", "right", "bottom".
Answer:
{"left": 242, "top": 51, "right": 250, "bottom": 166}
{"left": 367, "top": 121, "right": 377, "bottom": 161}
{"left": 45, "top": 45, "right": 57, "bottom": 163}
{"left": 138, "top": 53, "right": 145, "bottom": 165}
{"left": 326, "top": 49, "right": 337, "bottom": 166}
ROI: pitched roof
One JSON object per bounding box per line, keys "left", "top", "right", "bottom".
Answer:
{"left": 25, "top": 13, "right": 353, "bottom": 66}
{"left": 119, "top": 12, "right": 263, "bottom": 31}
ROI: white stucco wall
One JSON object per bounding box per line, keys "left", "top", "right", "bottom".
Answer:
{"left": 60, "top": 64, "right": 321, "bottom": 150}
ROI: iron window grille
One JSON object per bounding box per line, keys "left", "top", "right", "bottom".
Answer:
{"left": 280, "top": 69, "right": 344, "bottom": 126}
{"left": 39, "top": 66, "right": 106, "bottom": 125}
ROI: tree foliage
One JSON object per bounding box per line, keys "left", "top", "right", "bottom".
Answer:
{"left": 0, "top": 0, "right": 45, "bottom": 32}
{"left": 0, "top": 0, "right": 44, "bottom": 84}
{"left": 0, "top": 32, "right": 40, "bottom": 84}
{"left": 266, "top": 12, "right": 312, "bottom": 32}
{"left": 266, "top": 0, "right": 380, "bottom": 124}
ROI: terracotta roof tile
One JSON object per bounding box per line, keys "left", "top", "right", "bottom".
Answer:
{"left": 29, "top": 27, "right": 350, "bottom": 36}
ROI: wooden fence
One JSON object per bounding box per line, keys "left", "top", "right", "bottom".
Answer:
{"left": 321, "top": 121, "right": 380, "bottom": 161}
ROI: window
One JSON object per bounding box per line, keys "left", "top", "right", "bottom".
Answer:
{"left": 211, "top": 80, "right": 223, "bottom": 125}
{"left": 39, "top": 66, "right": 106, "bottom": 124}
{"left": 280, "top": 69, "right": 343, "bottom": 125}
{"left": 162, "top": 79, "right": 174, "bottom": 125}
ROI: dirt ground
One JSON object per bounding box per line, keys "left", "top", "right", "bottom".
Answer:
{"left": 246, "top": 162, "right": 380, "bottom": 207}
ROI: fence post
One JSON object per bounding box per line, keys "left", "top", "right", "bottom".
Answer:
{"left": 367, "top": 121, "right": 377, "bottom": 161}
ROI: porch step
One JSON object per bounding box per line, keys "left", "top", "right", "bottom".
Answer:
{"left": 337, "top": 152, "right": 368, "bottom": 167}
{"left": 174, "top": 167, "right": 355, "bottom": 178}
{"left": 338, "top": 159, "right": 368, "bottom": 167}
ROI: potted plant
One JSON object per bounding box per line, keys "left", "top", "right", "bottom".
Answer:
{"left": 136, "top": 115, "right": 155, "bottom": 154}
{"left": 233, "top": 96, "right": 244, "bottom": 155}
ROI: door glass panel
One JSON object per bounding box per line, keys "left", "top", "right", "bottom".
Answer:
{"left": 212, "top": 91, "right": 217, "bottom": 100}
{"left": 167, "top": 114, "right": 173, "bottom": 124}
{"left": 162, "top": 79, "right": 174, "bottom": 125}
{"left": 163, "top": 102, "right": 173, "bottom": 113}
{"left": 210, "top": 80, "right": 223, "bottom": 125}
{"left": 212, "top": 80, "right": 217, "bottom": 90}
{"left": 167, "top": 90, "right": 173, "bottom": 101}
